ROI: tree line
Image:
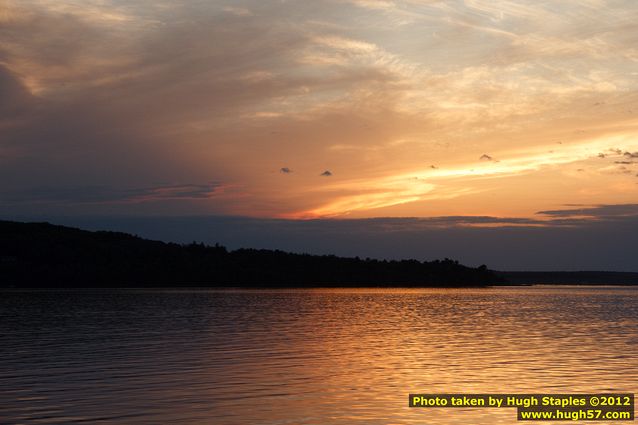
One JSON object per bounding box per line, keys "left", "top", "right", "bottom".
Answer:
{"left": 0, "top": 220, "right": 501, "bottom": 287}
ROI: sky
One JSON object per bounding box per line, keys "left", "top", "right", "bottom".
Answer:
{"left": 1, "top": 0, "right": 638, "bottom": 270}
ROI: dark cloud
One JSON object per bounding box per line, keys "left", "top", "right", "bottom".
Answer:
{"left": 0, "top": 5, "right": 102, "bottom": 69}
{"left": 0, "top": 65, "right": 34, "bottom": 122}
{"left": 614, "top": 161, "right": 635, "bottom": 164}
{"left": 1, "top": 183, "right": 222, "bottom": 205}
{"left": 624, "top": 151, "right": 638, "bottom": 158}
{"left": 536, "top": 204, "right": 638, "bottom": 219}
{"left": 320, "top": 170, "right": 333, "bottom": 176}
{"left": 280, "top": 167, "right": 292, "bottom": 174}
{"left": 479, "top": 154, "right": 495, "bottom": 161}
{"left": 619, "top": 167, "right": 631, "bottom": 174}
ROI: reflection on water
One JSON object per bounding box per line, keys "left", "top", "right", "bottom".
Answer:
{"left": 1, "top": 287, "right": 637, "bottom": 424}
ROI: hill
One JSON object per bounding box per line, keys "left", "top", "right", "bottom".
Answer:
{"left": 0, "top": 220, "right": 499, "bottom": 287}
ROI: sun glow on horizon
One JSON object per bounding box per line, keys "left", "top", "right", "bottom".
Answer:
{"left": 279, "top": 132, "right": 638, "bottom": 219}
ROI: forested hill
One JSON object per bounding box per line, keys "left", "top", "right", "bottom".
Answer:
{"left": 0, "top": 220, "right": 499, "bottom": 287}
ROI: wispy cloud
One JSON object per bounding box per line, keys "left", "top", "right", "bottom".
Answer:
{"left": 537, "top": 204, "right": 638, "bottom": 219}
{"left": 1, "top": 183, "right": 224, "bottom": 205}
{"left": 286, "top": 132, "right": 638, "bottom": 217}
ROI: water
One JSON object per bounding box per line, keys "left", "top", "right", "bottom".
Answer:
{"left": 1, "top": 287, "right": 637, "bottom": 424}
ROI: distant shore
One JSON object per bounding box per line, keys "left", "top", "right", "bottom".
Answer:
{"left": 496, "top": 271, "right": 638, "bottom": 285}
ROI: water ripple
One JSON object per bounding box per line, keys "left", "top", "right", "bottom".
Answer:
{"left": 1, "top": 287, "right": 637, "bottom": 424}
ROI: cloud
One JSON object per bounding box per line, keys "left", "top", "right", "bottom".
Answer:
{"left": 625, "top": 151, "right": 638, "bottom": 158}
{"left": 536, "top": 204, "right": 638, "bottom": 219}
{"left": 320, "top": 170, "right": 333, "bottom": 176}
{"left": 280, "top": 167, "right": 292, "bottom": 173}
{"left": 0, "top": 65, "right": 34, "bottom": 124}
{"left": 1, "top": 183, "right": 223, "bottom": 205}
{"left": 2, "top": 0, "right": 638, "bottom": 219}
{"left": 223, "top": 7, "right": 253, "bottom": 17}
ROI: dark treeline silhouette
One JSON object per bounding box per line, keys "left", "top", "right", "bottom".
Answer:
{"left": 0, "top": 220, "right": 500, "bottom": 287}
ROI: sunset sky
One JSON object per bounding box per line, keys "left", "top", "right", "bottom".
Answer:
{"left": 2, "top": 0, "right": 638, "bottom": 269}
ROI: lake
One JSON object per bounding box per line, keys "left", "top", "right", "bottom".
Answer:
{"left": 1, "top": 287, "right": 637, "bottom": 424}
